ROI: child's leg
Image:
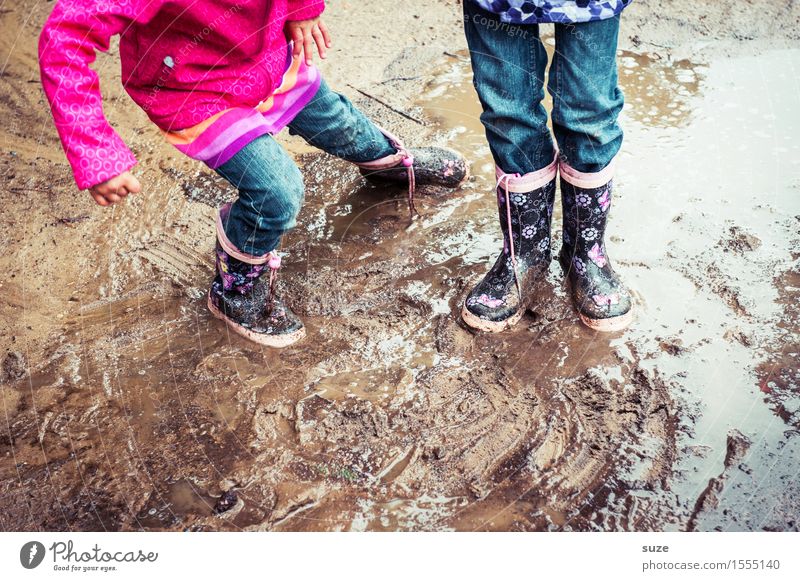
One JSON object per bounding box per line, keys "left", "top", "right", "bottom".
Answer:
{"left": 214, "top": 133, "right": 304, "bottom": 256}
{"left": 549, "top": 17, "right": 624, "bottom": 173}
{"left": 287, "top": 78, "right": 396, "bottom": 163}
{"left": 460, "top": 1, "right": 558, "bottom": 333}
{"left": 550, "top": 17, "right": 632, "bottom": 332}
{"left": 462, "top": 1, "right": 555, "bottom": 175}
{"left": 287, "top": 79, "right": 469, "bottom": 211}
{"left": 206, "top": 133, "right": 306, "bottom": 348}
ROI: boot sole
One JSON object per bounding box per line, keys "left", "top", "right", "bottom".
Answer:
{"left": 207, "top": 294, "right": 306, "bottom": 348}
{"left": 578, "top": 310, "right": 633, "bottom": 333}
{"left": 460, "top": 302, "right": 525, "bottom": 333}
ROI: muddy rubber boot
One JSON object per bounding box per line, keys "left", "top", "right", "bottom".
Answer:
{"left": 461, "top": 158, "right": 557, "bottom": 332}
{"left": 207, "top": 204, "right": 305, "bottom": 348}
{"left": 355, "top": 128, "right": 469, "bottom": 216}
{"left": 559, "top": 161, "right": 633, "bottom": 332}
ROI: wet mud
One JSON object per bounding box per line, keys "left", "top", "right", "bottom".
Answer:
{"left": 1, "top": 1, "right": 799, "bottom": 531}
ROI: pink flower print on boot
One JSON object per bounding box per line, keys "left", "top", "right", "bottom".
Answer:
{"left": 587, "top": 243, "right": 607, "bottom": 268}
{"left": 592, "top": 293, "right": 620, "bottom": 307}
{"left": 478, "top": 294, "right": 505, "bottom": 308}
{"left": 597, "top": 188, "right": 611, "bottom": 212}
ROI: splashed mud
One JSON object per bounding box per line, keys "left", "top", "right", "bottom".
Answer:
{"left": 1, "top": 1, "right": 798, "bottom": 531}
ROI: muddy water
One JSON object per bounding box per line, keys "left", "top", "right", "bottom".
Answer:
{"left": 3, "top": 47, "right": 798, "bottom": 531}
{"left": 410, "top": 46, "right": 799, "bottom": 530}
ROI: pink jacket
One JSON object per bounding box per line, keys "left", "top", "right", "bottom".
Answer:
{"left": 39, "top": 0, "right": 325, "bottom": 189}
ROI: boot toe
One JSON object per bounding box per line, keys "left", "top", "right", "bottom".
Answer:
{"left": 574, "top": 288, "right": 633, "bottom": 332}
{"left": 360, "top": 147, "right": 469, "bottom": 190}
{"left": 462, "top": 293, "right": 525, "bottom": 332}
{"left": 411, "top": 146, "right": 469, "bottom": 188}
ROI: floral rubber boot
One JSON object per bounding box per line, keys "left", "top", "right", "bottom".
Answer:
{"left": 461, "top": 157, "right": 557, "bottom": 332}
{"left": 207, "top": 204, "right": 305, "bottom": 348}
{"left": 355, "top": 128, "right": 469, "bottom": 216}
{"left": 559, "top": 161, "right": 633, "bottom": 332}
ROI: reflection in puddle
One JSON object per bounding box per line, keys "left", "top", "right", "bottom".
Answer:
{"left": 619, "top": 52, "right": 705, "bottom": 127}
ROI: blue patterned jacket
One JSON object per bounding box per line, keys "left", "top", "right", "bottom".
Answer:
{"left": 468, "top": 0, "right": 632, "bottom": 24}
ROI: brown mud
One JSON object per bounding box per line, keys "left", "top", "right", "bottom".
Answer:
{"left": 1, "top": 1, "right": 799, "bottom": 531}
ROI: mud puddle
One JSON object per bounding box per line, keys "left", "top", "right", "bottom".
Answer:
{"left": 409, "top": 46, "right": 799, "bottom": 529}
{"left": 3, "top": 45, "right": 798, "bottom": 531}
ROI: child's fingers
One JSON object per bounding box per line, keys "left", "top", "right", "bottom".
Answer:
{"left": 318, "top": 21, "right": 332, "bottom": 48}
{"left": 126, "top": 177, "right": 142, "bottom": 194}
{"left": 312, "top": 25, "right": 327, "bottom": 59}
{"left": 91, "top": 192, "right": 109, "bottom": 206}
{"left": 290, "top": 27, "right": 303, "bottom": 57}
{"left": 303, "top": 29, "right": 314, "bottom": 64}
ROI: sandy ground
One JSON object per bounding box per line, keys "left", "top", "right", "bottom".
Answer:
{"left": 1, "top": 0, "right": 799, "bottom": 531}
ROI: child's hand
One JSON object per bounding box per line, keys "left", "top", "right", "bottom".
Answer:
{"left": 89, "top": 171, "right": 141, "bottom": 206}
{"left": 285, "top": 17, "right": 332, "bottom": 65}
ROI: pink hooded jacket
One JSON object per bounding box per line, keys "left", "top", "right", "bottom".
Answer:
{"left": 39, "top": 0, "right": 325, "bottom": 190}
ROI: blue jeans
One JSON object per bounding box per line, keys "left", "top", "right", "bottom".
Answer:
{"left": 463, "top": 1, "right": 624, "bottom": 174}
{"left": 214, "top": 79, "right": 395, "bottom": 256}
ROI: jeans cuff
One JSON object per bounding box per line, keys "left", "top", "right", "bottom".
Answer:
{"left": 216, "top": 203, "right": 273, "bottom": 265}
{"left": 352, "top": 125, "right": 407, "bottom": 170}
